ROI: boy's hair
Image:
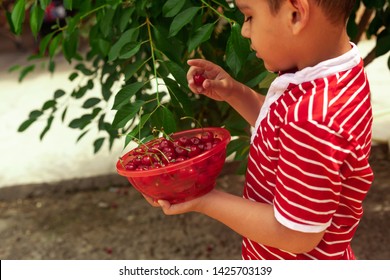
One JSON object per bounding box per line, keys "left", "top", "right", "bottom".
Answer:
{"left": 267, "top": 0, "right": 356, "bottom": 23}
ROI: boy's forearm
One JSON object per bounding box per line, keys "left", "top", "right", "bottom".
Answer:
{"left": 225, "top": 82, "right": 265, "bottom": 127}
{"left": 196, "top": 189, "right": 324, "bottom": 254}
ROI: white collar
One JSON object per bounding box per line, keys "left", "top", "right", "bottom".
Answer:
{"left": 251, "top": 42, "right": 361, "bottom": 143}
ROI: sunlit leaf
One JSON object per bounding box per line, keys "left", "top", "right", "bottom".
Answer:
{"left": 30, "top": 3, "right": 44, "bottom": 38}
{"left": 11, "top": 0, "right": 25, "bottom": 35}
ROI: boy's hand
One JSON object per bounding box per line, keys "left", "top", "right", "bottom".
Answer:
{"left": 187, "top": 59, "right": 235, "bottom": 102}
{"left": 142, "top": 192, "right": 209, "bottom": 215}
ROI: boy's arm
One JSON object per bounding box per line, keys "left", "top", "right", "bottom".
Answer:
{"left": 157, "top": 189, "right": 325, "bottom": 254}
{"left": 187, "top": 59, "right": 265, "bottom": 127}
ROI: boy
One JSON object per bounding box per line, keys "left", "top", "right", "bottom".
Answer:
{"left": 145, "top": 0, "right": 373, "bottom": 260}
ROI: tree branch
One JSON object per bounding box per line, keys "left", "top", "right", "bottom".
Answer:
{"left": 353, "top": 8, "right": 375, "bottom": 44}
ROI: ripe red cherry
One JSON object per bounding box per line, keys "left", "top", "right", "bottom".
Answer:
{"left": 201, "top": 131, "right": 214, "bottom": 142}
{"left": 188, "top": 145, "right": 202, "bottom": 158}
{"left": 193, "top": 73, "right": 206, "bottom": 86}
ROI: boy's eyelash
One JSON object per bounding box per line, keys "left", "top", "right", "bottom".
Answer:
{"left": 244, "top": 16, "right": 252, "bottom": 22}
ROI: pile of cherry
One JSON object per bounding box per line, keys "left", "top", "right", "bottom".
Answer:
{"left": 123, "top": 131, "right": 222, "bottom": 171}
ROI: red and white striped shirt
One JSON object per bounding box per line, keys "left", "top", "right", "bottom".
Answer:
{"left": 242, "top": 44, "right": 373, "bottom": 260}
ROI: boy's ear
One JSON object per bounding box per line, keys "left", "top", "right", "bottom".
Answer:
{"left": 287, "top": 0, "right": 310, "bottom": 35}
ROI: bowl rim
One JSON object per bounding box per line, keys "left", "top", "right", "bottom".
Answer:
{"left": 116, "top": 127, "right": 231, "bottom": 177}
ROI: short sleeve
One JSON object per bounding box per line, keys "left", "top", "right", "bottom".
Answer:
{"left": 273, "top": 120, "right": 353, "bottom": 233}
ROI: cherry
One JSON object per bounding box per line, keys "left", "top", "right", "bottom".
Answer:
{"left": 125, "top": 162, "right": 136, "bottom": 171}
{"left": 201, "top": 131, "right": 214, "bottom": 142}
{"left": 159, "top": 139, "right": 173, "bottom": 150}
{"left": 193, "top": 73, "right": 206, "bottom": 86}
{"left": 189, "top": 136, "right": 201, "bottom": 145}
{"left": 141, "top": 155, "right": 153, "bottom": 166}
{"left": 175, "top": 146, "right": 188, "bottom": 157}
{"left": 122, "top": 130, "right": 224, "bottom": 172}
{"left": 178, "top": 136, "right": 189, "bottom": 146}
{"left": 188, "top": 145, "right": 202, "bottom": 158}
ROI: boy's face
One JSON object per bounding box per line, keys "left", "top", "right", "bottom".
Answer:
{"left": 236, "top": 0, "right": 297, "bottom": 72}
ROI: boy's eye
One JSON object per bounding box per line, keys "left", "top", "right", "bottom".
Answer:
{"left": 244, "top": 16, "right": 252, "bottom": 22}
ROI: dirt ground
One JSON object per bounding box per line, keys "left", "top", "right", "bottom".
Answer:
{"left": 0, "top": 144, "right": 389, "bottom": 260}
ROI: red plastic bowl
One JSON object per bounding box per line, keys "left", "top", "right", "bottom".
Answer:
{"left": 116, "top": 127, "right": 231, "bottom": 204}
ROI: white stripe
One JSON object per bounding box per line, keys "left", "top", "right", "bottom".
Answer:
{"left": 308, "top": 81, "right": 316, "bottom": 120}
{"left": 322, "top": 78, "right": 329, "bottom": 122}
{"left": 336, "top": 69, "right": 352, "bottom": 85}
{"left": 279, "top": 138, "right": 339, "bottom": 175}
{"left": 277, "top": 164, "right": 341, "bottom": 194}
{"left": 274, "top": 202, "right": 330, "bottom": 232}
{"left": 278, "top": 153, "right": 341, "bottom": 185}
{"left": 339, "top": 85, "right": 369, "bottom": 128}
{"left": 289, "top": 122, "right": 351, "bottom": 154}
{"left": 329, "top": 68, "right": 365, "bottom": 124}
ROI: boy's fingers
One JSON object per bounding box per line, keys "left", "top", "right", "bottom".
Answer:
{"left": 157, "top": 200, "right": 174, "bottom": 214}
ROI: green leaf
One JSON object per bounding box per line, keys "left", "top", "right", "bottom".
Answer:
{"left": 18, "top": 119, "right": 36, "bottom": 132}
{"left": 82, "top": 98, "right": 101, "bottom": 108}
{"left": 71, "top": 86, "right": 89, "bottom": 99}
{"left": 40, "top": 116, "right": 54, "bottom": 140}
{"left": 39, "top": 33, "right": 54, "bottom": 56}
{"left": 30, "top": 3, "right": 45, "bottom": 38}
{"left": 76, "top": 130, "right": 89, "bottom": 143}
{"left": 245, "top": 71, "right": 268, "bottom": 89}
{"left": 124, "top": 58, "right": 147, "bottom": 81}
{"left": 112, "top": 100, "right": 145, "bottom": 129}
{"left": 119, "top": 42, "right": 142, "bottom": 59}
{"left": 54, "top": 90, "right": 66, "bottom": 99}
{"left": 163, "top": 77, "right": 193, "bottom": 116}
{"left": 163, "top": 61, "right": 188, "bottom": 89}
{"left": 125, "top": 113, "right": 151, "bottom": 148}
{"left": 61, "top": 107, "right": 68, "bottom": 123}
{"left": 259, "top": 72, "right": 277, "bottom": 89}
{"left": 69, "top": 114, "right": 93, "bottom": 129}
{"left": 69, "top": 72, "right": 78, "bottom": 81}
{"left": 108, "top": 27, "right": 139, "bottom": 61}
{"left": 42, "top": 100, "right": 57, "bottom": 111}
{"left": 99, "top": 8, "right": 115, "bottom": 38}
{"left": 39, "top": 0, "right": 51, "bottom": 10}
{"left": 63, "top": 30, "right": 79, "bottom": 63}
{"left": 118, "top": 7, "right": 135, "bottom": 32}
{"left": 169, "top": 7, "right": 200, "bottom": 37}
{"left": 75, "top": 63, "right": 94, "bottom": 76}
{"left": 112, "top": 82, "right": 144, "bottom": 110}
{"left": 93, "top": 138, "right": 105, "bottom": 153}
{"left": 29, "top": 110, "right": 43, "bottom": 119}
{"left": 388, "top": 55, "right": 390, "bottom": 70}
{"left": 226, "top": 137, "right": 250, "bottom": 161}
{"left": 49, "top": 34, "right": 62, "bottom": 58}
{"left": 163, "top": 0, "right": 186, "bottom": 17}
{"left": 63, "top": 0, "right": 73, "bottom": 10}
{"left": 11, "top": 0, "right": 26, "bottom": 35}
{"left": 151, "top": 106, "right": 177, "bottom": 134}
{"left": 226, "top": 23, "right": 250, "bottom": 76}
{"left": 375, "top": 33, "right": 390, "bottom": 57}
{"left": 153, "top": 25, "right": 182, "bottom": 63}
{"left": 97, "top": 39, "right": 111, "bottom": 57}
{"left": 188, "top": 23, "right": 215, "bottom": 52}
{"left": 19, "top": 65, "right": 35, "bottom": 82}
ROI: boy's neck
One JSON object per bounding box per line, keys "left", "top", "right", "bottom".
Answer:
{"left": 293, "top": 11, "right": 352, "bottom": 70}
